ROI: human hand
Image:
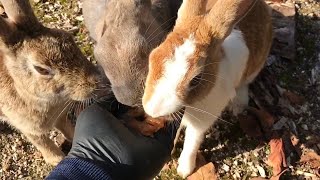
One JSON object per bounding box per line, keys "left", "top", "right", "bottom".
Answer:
{"left": 66, "top": 101, "right": 180, "bottom": 180}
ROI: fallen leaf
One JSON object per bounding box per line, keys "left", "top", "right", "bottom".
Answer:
{"left": 187, "top": 162, "right": 218, "bottom": 180}
{"left": 283, "top": 91, "right": 305, "bottom": 106}
{"left": 238, "top": 113, "right": 263, "bottom": 138}
{"left": 238, "top": 107, "right": 275, "bottom": 139}
{"left": 250, "top": 177, "right": 267, "bottom": 180}
{"left": 267, "top": 138, "right": 287, "bottom": 176}
{"left": 270, "top": 169, "right": 288, "bottom": 180}
{"left": 300, "top": 151, "right": 320, "bottom": 169}
{"left": 247, "top": 107, "right": 275, "bottom": 132}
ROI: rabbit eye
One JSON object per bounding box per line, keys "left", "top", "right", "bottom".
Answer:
{"left": 33, "top": 65, "right": 51, "bottom": 76}
{"left": 189, "top": 74, "right": 202, "bottom": 89}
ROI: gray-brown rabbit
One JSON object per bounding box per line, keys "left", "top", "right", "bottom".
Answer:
{"left": 82, "top": 0, "right": 182, "bottom": 106}
{"left": 0, "top": 0, "right": 100, "bottom": 165}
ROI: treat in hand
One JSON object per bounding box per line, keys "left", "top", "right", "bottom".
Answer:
{"left": 124, "top": 108, "right": 167, "bottom": 136}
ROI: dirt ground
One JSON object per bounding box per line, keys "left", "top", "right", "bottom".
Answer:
{"left": 0, "top": 0, "right": 319, "bottom": 179}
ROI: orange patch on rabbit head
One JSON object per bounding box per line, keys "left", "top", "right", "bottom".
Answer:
{"left": 143, "top": 17, "right": 216, "bottom": 117}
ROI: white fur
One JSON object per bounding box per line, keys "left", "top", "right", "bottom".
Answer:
{"left": 144, "top": 35, "right": 196, "bottom": 117}
{"left": 177, "top": 29, "right": 250, "bottom": 177}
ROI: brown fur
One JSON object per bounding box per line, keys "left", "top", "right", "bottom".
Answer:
{"left": 82, "top": 0, "right": 182, "bottom": 106}
{"left": 0, "top": 0, "right": 100, "bottom": 165}
{"left": 144, "top": 0, "right": 273, "bottom": 105}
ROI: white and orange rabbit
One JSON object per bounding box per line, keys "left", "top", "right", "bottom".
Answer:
{"left": 142, "top": 0, "right": 273, "bottom": 177}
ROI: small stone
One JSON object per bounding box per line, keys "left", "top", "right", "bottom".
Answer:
{"left": 235, "top": 171, "right": 241, "bottom": 178}
{"left": 301, "top": 124, "right": 309, "bottom": 130}
{"left": 233, "top": 160, "right": 238, "bottom": 166}
{"left": 256, "top": 165, "right": 266, "bottom": 178}
{"left": 222, "top": 164, "right": 230, "bottom": 172}
{"left": 75, "top": 15, "right": 84, "bottom": 21}
{"left": 308, "top": 13, "right": 315, "bottom": 17}
{"left": 251, "top": 172, "right": 258, "bottom": 177}
{"left": 2, "top": 159, "right": 11, "bottom": 172}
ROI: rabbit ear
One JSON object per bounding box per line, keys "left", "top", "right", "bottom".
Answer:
{"left": 204, "top": 0, "right": 257, "bottom": 40}
{"left": 0, "top": 0, "right": 42, "bottom": 33}
{"left": 175, "top": 0, "right": 206, "bottom": 26}
{"left": 0, "top": 15, "right": 21, "bottom": 44}
{"left": 0, "top": 16, "right": 15, "bottom": 37}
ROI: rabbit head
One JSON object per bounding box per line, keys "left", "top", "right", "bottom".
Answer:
{"left": 83, "top": 0, "right": 179, "bottom": 106}
{"left": 143, "top": 0, "right": 270, "bottom": 117}
{"left": 0, "top": 0, "right": 100, "bottom": 104}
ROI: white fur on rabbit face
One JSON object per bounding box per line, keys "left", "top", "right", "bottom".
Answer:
{"left": 142, "top": 29, "right": 211, "bottom": 118}
{"left": 5, "top": 30, "right": 99, "bottom": 103}
{"left": 143, "top": 34, "right": 203, "bottom": 117}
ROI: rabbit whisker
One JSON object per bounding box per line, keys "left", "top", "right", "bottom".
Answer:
{"left": 54, "top": 100, "right": 73, "bottom": 123}
{"left": 183, "top": 104, "right": 233, "bottom": 125}
{"left": 147, "top": 20, "right": 174, "bottom": 44}
{"left": 146, "top": 15, "right": 176, "bottom": 42}
{"left": 144, "top": 16, "right": 157, "bottom": 37}
{"left": 198, "top": 62, "right": 220, "bottom": 69}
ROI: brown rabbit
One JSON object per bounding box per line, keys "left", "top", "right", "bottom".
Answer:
{"left": 82, "top": 0, "right": 182, "bottom": 106}
{"left": 143, "top": 0, "right": 273, "bottom": 177}
{"left": 0, "top": 0, "right": 101, "bottom": 165}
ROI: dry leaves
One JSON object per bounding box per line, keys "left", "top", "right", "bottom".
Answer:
{"left": 267, "top": 138, "right": 287, "bottom": 176}
{"left": 186, "top": 153, "right": 218, "bottom": 180}
{"left": 282, "top": 90, "right": 305, "bottom": 106}
{"left": 238, "top": 107, "right": 274, "bottom": 139}
{"left": 251, "top": 169, "right": 288, "bottom": 180}
{"left": 238, "top": 107, "right": 294, "bottom": 178}
{"left": 187, "top": 162, "right": 218, "bottom": 180}
{"left": 300, "top": 151, "right": 320, "bottom": 169}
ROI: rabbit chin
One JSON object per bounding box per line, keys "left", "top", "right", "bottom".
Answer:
{"left": 143, "top": 94, "right": 183, "bottom": 118}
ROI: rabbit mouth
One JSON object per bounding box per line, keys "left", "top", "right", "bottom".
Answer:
{"left": 69, "top": 93, "right": 94, "bottom": 102}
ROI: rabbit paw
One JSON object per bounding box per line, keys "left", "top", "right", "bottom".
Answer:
{"left": 177, "top": 153, "right": 196, "bottom": 178}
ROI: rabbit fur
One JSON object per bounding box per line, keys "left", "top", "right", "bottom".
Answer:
{"left": 0, "top": 0, "right": 101, "bottom": 165}
{"left": 143, "top": 0, "right": 273, "bottom": 177}
{"left": 82, "top": 0, "right": 182, "bottom": 106}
